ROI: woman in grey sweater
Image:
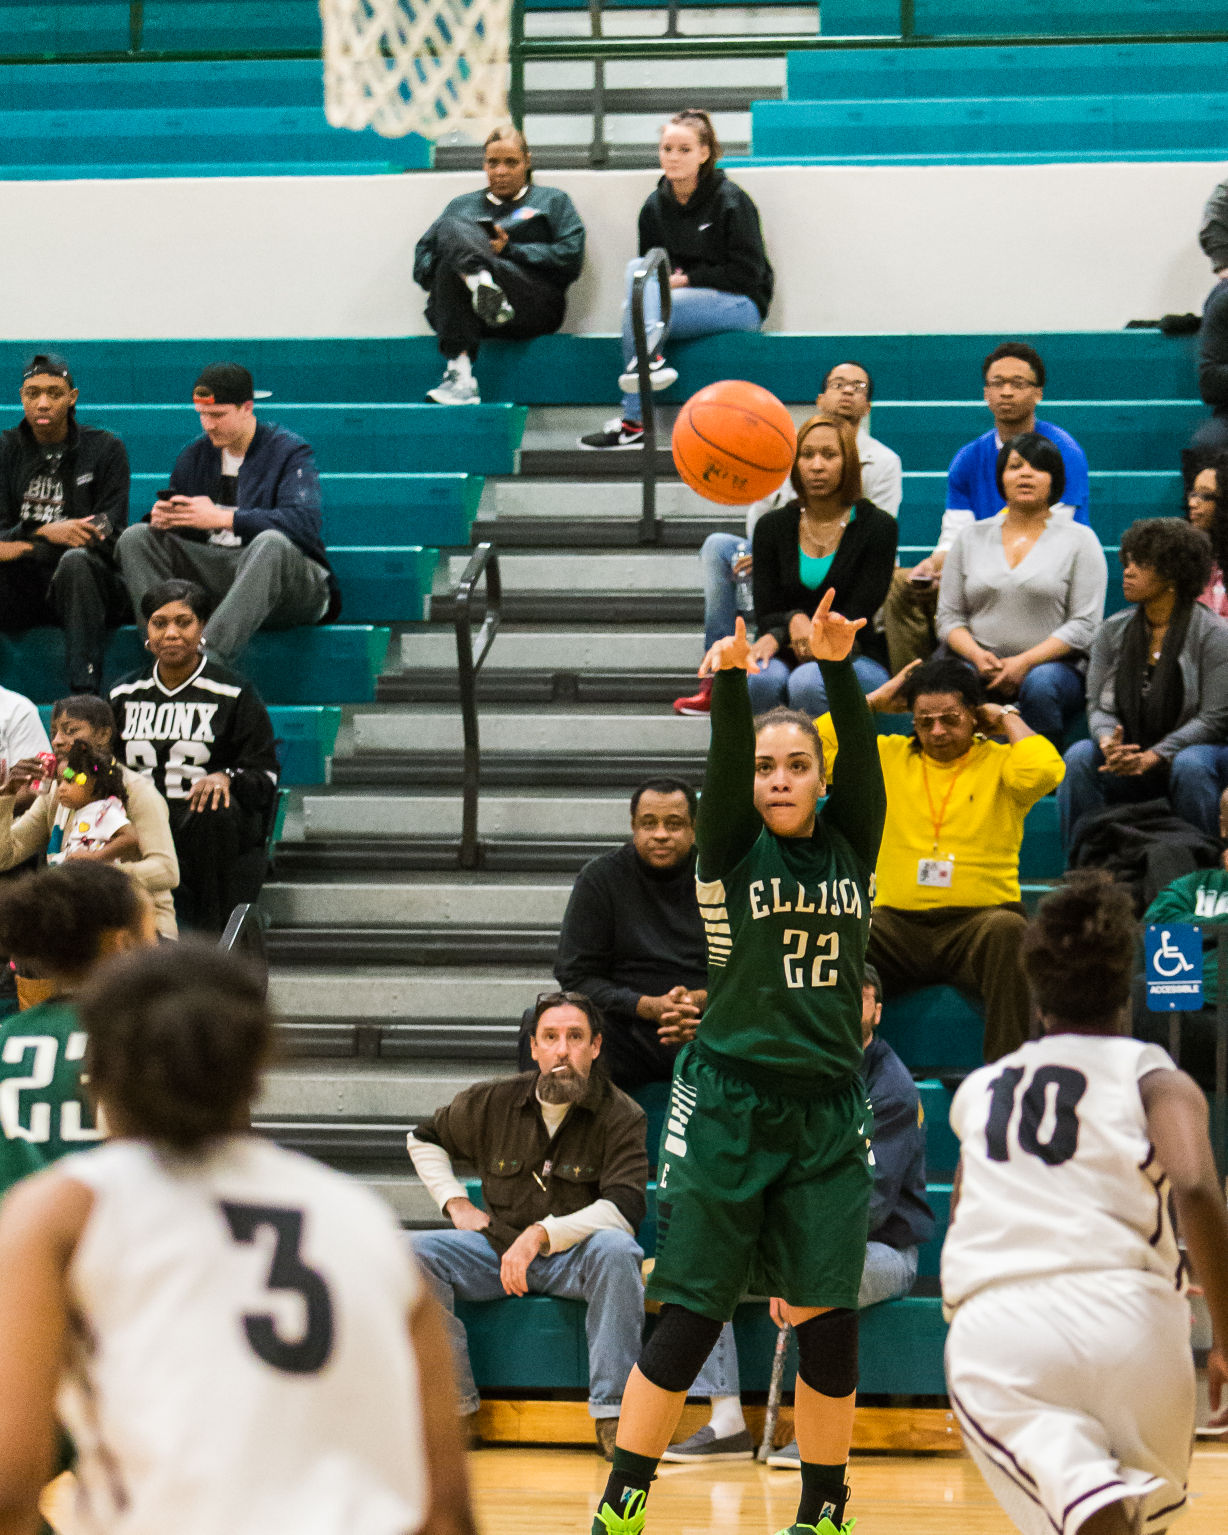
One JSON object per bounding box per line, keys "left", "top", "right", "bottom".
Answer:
{"left": 1058, "top": 517, "right": 1228, "bottom": 848}
{"left": 936, "top": 432, "right": 1107, "bottom": 744}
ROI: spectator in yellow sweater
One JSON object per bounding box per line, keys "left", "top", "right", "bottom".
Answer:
{"left": 816, "top": 656, "right": 1064, "bottom": 1061}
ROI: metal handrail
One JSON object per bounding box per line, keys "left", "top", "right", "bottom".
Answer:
{"left": 219, "top": 901, "right": 269, "bottom": 989}
{"left": 454, "top": 541, "right": 503, "bottom": 870}
{"left": 629, "top": 247, "right": 673, "bottom": 545}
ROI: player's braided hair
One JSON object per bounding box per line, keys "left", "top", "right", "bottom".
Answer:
{"left": 79, "top": 942, "right": 272, "bottom": 1154}
{"left": 0, "top": 862, "right": 142, "bottom": 976}
{"left": 753, "top": 707, "right": 826, "bottom": 773}
{"left": 1022, "top": 871, "right": 1138, "bottom": 1028}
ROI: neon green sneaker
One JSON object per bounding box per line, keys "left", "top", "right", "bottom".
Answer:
{"left": 773, "top": 1518, "right": 855, "bottom": 1535}
{"left": 593, "top": 1488, "right": 648, "bottom": 1535}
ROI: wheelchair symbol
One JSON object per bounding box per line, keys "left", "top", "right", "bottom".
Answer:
{"left": 1153, "top": 930, "right": 1196, "bottom": 978}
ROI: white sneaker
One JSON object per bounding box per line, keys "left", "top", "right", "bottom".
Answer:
{"left": 426, "top": 365, "right": 480, "bottom": 405}
{"left": 472, "top": 278, "right": 515, "bottom": 328}
{"left": 618, "top": 354, "right": 678, "bottom": 394}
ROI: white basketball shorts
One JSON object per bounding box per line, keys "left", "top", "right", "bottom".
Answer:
{"left": 945, "top": 1268, "right": 1194, "bottom": 1535}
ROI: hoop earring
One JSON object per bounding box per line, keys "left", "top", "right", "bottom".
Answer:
{"left": 144, "top": 640, "right": 153, "bottom": 651}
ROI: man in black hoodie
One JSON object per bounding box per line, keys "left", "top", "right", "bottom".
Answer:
{"left": 0, "top": 353, "right": 129, "bottom": 694}
{"left": 551, "top": 777, "right": 707, "bottom": 1090}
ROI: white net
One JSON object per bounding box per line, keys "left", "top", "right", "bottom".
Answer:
{"left": 320, "top": 0, "right": 512, "bottom": 141}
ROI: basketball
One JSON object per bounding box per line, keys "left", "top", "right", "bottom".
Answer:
{"left": 671, "top": 379, "right": 797, "bottom": 506}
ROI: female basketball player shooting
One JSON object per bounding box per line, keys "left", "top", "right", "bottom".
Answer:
{"left": 944, "top": 873, "right": 1228, "bottom": 1535}
{"left": 0, "top": 943, "right": 475, "bottom": 1535}
{"left": 593, "top": 592, "right": 885, "bottom": 1535}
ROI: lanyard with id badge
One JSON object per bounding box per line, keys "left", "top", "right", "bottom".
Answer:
{"left": 918, "top": 756, "right": 966, "bottom": 889}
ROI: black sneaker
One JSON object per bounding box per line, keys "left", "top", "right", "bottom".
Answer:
{"left": 579, "top": 417, "right": 645, "bottom": 450}
{"left": 661, "top": 1425, "right": 755, "bottom": 1462}
{"left": 472, "top": 278, "right": 514, "bottom": 327}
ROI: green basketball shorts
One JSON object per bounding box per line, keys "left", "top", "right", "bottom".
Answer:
{"left": 647, "top": 1041, "right": 872, "bottom": 1322}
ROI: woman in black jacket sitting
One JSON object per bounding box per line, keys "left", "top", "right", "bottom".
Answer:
{"left": 700, "top": 412, "right": 897, "bottom": 714}
{"left": 109, "top": 579, "right": 280, "bottom": 934}
{"left": 580, "top": 109, "right": 772, "bottom": 449}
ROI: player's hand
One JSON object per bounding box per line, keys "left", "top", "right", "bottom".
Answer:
{"left": 500, "top": 1224, "right": 546, "bottom": 1296}
{"left": 187, "top": 771, "right": 231, "bottom": 812}
{"left": 698, "top": 616, "right": 762, "bottom": 677}
{"left": 769, "top": 1296, "right": 790, "bottom": 1329}
{"left": 445, "top": 1197, "right": 490, "bottom": 1233}
{"left": 33, "top": 517, "right": 99, "bottom": 548}
{"left": 1208, "top": 1345, "right": 1228, "bottom": 1427}
{"left": 807, "top": 588, "right": 867, "bottom": 663}
{"left": 867, "top": 658, "right": 921, "bottom": 713}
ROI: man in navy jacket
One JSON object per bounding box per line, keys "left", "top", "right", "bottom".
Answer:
{"left": 116, "top": 363, "right": 339, "bottom": 665}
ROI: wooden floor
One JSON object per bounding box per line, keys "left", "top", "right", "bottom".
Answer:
{"left": 471, "top": 1442, "right": 1228, "bottom": 1535}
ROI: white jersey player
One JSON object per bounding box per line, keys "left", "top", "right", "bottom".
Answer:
{"left": 943, "top": 873, "right": 1228, "bottom": 1535}
{"left": 0, "top": 942, "right": 474, "bottom": 1535}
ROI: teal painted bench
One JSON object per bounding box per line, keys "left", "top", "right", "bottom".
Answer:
{"left": 0, "top": 332, "right": 1194, "bottom": 408}
{"left": 786, "top": 40, "right": 1228, "bottom": 102}
{"left": 138, "top": 0, "right": 325, "bottom": 51}
{"left": 0, "top": 2, "right": 130, "bottom": 54}
{"left": 917, "top": 1080, "right": 959, "bottom": 1173}
{"left": 880, "top": 986, "right": 985, "bottom": 1075}
{"left": 819, "top": 0, "right": 1228, "bottom": 36}
{"left": 73, "top": 404, "right": 526, "bottom": 476}
{"left": 37, "top": 702, "right": 340, "bottom": 786}
{"left": 4, "top": 625, "right": 389, "bottom": 706}
{"left": 0, "top": 60, "right": 326, "bottom": 112}
{"left": 326, "top": 547, "right": 439, "bottom": 623}
{"left": 752, "top": 93, "right": 1228, "bottom": 162}
{"left": 128, "top": 473, "right": 482, "bottom": 548}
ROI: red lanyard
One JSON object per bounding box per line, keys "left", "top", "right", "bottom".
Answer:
{"left": 920, "top": 756, "right": 968, "bottom": 854}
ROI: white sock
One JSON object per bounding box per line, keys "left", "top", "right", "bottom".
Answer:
{"left": 708, "top": 1396, "right": 746, "bottom": 1438}
{"left": 462, "top": 270, "right": 493, "bottom": 294}
{"left": 449, "top": 353, "right": 473, "bottom": 382}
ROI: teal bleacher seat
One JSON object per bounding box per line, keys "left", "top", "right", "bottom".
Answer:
{"left": 1019, "top": 795, "right": 1063, "bottom": 882}
{"left": 0, "top": 60, "right": 325, "bottom": 112}
{"left": 630, "top": 1080, "right": 669, "bottom": 1167}
{"left": 732, "top": 1295, "right": 947, "bottom": 1395}
{"left": 128, "top": 472, "right": 483, "bottom": 548}
{"left": 78, "top": 404, "right": 526, "bottom": 476}
{"left": 0, "top": 333, "right": 1193, "bottom": 409}
{"left": 138, "top": 0, "right": 324, "bottom": 51}
{"left": 879, "top": 986, "right": 984, "bottom": 1075}
{"left": 786, "top": 40, "right": 1228, "bottom": 102}
{"left": 324, "top": 547, "right": 439, "bottom": 623}
{"left": 917, "top": 1079, "right": 959, "bottom": 1173}
{"left": 5, "top": 625, "right": 389, "bottom": 705}
{"left": 0, "top": 1, "right": 131, "bottom": 55}
{"left": 818, "top": 0, "right": 1228, "bottom": 36}
{"left": 751, "top": 93, "right": 1228, "bottom": 164}
{"left": 35, "top": 701, "right": 341, "bottom": 786}
{"left": 917, "top": 1182, "right": 952, "bottom": 1277}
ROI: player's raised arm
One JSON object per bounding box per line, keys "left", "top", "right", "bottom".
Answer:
{"left": 696, "top": 618, "right": 764, "bottom": 880}
{"left": 809, "top": 589, "right": 886, "bottom": 868}
{"left": 1139, "top": 1067, "right": 1228, "bottom": 1420}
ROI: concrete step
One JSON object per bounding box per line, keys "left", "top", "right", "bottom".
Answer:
{"left": 261, "top": 877, "right": 573, "bottom": 927}
{"left": 267, "top": 925, "right": 559, "bottom": 966}
{"left": 444, "top": 549, "right": 700, "bottom": 592}
{"left": 300, "top": 790, "right": 638, "bottom": 840}
{"left": 488, "top": 478, "right": 743, "bottom": 520}
{"left": 268, "top": 966, "right": 552, "bottom": 1022}
{"left": 349, "top": 708, "right": 708, "bottom": 755}
{"left": 256, "top": 1060, "right": 508, "bottom": 1118}
{"left": 356, "top": 1173, "right": 440, "bottom": 1227}
{"left": 398, "top": 627, "right": 703, "bottom": 673}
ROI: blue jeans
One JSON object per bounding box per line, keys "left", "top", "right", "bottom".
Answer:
{"left": 701, "top": 531, "right": 749, "bottom": 651}
{"left": 689, "top": 1240, "right": 920, "bottom": 1399}
{"left": 1059, "top": 738, "right": 1228, "bottom": 848}
{"left": 746, "top": 653, "right": 891, "bottom": 716}
{"left": 1014, "top": 659, "right": 1085, "bottom": 747}
{"left": 621, "top": 256, "right": 761, "bottom": 418}
{"left": 412, "top": 1227, "right": 645, "bottom": 1418}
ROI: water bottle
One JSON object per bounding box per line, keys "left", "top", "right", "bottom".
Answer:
{"left": 733, "top": 540, "right": 754, "bottom": 617}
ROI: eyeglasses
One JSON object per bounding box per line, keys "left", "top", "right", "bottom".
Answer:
{"left": 827, "top": 379, "right": 868, "bottom": 394}
{"left": 913, "top": 712, "right": 969, "bottom": 730}
{"left": 984, "top": 375, "right": 1039, "bottom": 391}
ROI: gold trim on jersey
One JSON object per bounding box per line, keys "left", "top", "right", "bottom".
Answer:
{"left": 696, "top": 877, "right": 732, "bottom": 969}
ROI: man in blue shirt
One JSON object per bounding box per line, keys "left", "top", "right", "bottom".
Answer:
{"left": 884, "top": 341, "right": 1091, "bottom": 673}
{"left": 116, "top": 363, "right": 339, "bottom": 666}
{"left": 662, "top": 964, "right": 934, "bottom": 1465}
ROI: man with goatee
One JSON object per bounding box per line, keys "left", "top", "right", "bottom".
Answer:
{"left": 407, "top": 992, "right": 649, "bottom": 1461}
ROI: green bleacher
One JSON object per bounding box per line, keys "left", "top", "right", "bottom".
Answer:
{"left": 818, "top": 0, "right": 1228, "bottom": 36}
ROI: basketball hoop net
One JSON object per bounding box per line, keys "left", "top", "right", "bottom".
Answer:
{"left": 320, "top": 0, "right": 511, "bottom": 140}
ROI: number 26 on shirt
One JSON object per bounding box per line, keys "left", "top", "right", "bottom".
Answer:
{"left": 782, "top": 929, "right": 840, "bottom": 989}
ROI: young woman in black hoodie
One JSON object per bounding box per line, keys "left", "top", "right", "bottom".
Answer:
{"left": 580, "top": 110, "right": 773, "bottom": 449}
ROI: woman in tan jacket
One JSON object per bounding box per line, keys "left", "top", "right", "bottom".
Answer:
{"left": 0, "top": 694, "right": 178, "bottom": 938}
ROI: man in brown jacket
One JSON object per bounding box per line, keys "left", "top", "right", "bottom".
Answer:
{"left": 408, "top": 991, "right": 649, "bottom": 1459}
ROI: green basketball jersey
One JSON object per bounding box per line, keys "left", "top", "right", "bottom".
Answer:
{"left": 0, "top": 997, "right": 103, "bottom": 1198}
{"left": 695, "top": 662, "right": 885, "bottom": 1086}
{"left": 697, "top": 819, "right": 873, "bottom": 1082}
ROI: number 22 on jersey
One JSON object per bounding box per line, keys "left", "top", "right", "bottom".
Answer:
{"left": 781, "top": 929, "right": 840, "bottom": 989}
